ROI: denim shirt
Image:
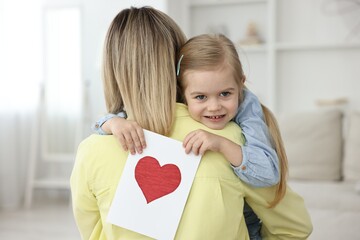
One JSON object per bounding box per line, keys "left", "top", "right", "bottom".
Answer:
{"left": 232, "top": 89, "right": 279, "bottom": 187}
{"left": 92, "top": 112, "right": 127, "bottom": 135}
{"left": 92, "top": 89, "right": 279, "bottom": 188}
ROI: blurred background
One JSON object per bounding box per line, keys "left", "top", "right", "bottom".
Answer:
{"left": 0, "top": 0, "right": 359, "bottom": 239}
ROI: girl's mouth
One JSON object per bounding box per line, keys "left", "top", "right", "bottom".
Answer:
{"left": 205, "top": 114, "right": 225, "bottom": 120}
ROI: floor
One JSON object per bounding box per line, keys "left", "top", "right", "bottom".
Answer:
{"left": 2, "top": 192, "right": 358, "bottom": 240}
{"left": 0, "top": 198, "right": 80, "bottom": 240}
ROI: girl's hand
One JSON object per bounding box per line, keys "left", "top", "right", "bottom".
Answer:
{"left": 183, "top": 129, "right": 223, "bottom": 156}
{"left": 104, "top": 117, "right": 146, "bottom": 155}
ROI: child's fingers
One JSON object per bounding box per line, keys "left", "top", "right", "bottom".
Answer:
{"left": 183, "top": 130, "right": 197, "bottom": 148}
{"left": 123, "top": 132, "right": 136, "bottom": 155}
{"left": 184, "top": 142, "right": 192, "bottom": 154}
{"left": 117, "top": 134, "right": 128, "bottom": 152}
{"left": 130, "top": 130, "right": 143, "bottom": 154}
{"left": 198, "top": 143, "right": 208, "bottom": 156}
{"left": 191, "top": 141, "right": 202, "bottom": 155}
{"left": 183, "top": 134, "right": 195, "bottom": 154}
{"left": 137, "top": 128, "right": 146, "bottom": 149}
{"left": 184, "top": 137, "right": 202, "bottom": 155}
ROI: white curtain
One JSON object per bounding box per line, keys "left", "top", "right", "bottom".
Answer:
{"left": 0, "top": 0, "right": 42, "bottom": 209}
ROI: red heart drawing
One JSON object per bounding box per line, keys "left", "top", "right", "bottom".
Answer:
{"left": 135, "top": 156, "right": 181, "bottom": 204}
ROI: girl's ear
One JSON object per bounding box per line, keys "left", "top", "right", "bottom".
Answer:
{"left": 242, "top": 75, "right": 246, "bottom": 84}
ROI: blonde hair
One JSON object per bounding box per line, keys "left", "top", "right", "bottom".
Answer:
{"left": 102, "top": 7, "right": 186, "bottom": 135}
{"left": 177, "top": 34, "right": 288, "bottom": 207}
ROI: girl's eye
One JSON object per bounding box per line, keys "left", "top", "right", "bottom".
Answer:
{"left": 195, "top": 95, "right": 206, "bottom": 100}
{"left": 220, "top": 92, "right": 231, "bottom": 97}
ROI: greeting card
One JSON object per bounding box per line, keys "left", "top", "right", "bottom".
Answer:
{"left": 107, "top": 130, "right": 201, "bottom": 240}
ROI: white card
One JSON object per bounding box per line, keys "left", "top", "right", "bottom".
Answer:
{"left": 107, "top": 130, "right": 202, "bottom": 240}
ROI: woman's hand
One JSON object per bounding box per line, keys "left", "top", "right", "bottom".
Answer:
{"left": 183, "top": 129, "right": 223, "bottom": 156}
{"left": 104, "top": 117, "right": 146, "bottom": 155}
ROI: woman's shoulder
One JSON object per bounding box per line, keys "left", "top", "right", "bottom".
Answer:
{"left": 79, "top": 134, "right": 117, "bottom": 150}
{"left": 76, "top": 134, "right": 127, "bottom": 164}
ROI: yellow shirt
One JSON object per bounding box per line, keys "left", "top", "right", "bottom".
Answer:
{"left": 70, "top": 103, "right": 312, "bottom": 240}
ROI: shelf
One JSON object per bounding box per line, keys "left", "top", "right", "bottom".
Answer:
{"left": 190, "top": 0, "right": 267, "bottom": 7}
{"left": 276, "top": 42, "right": 360, "bottom": 52}
{"left": 237, "top": 44, "right": 267, "bottom": 53}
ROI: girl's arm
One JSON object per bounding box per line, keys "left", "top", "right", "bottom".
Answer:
{"left": 232, "top": 88, "right": 280, "bottom": 187}
{"left": 183, "top": 129, "right": 243, "bottom": 167}
{"left": 92, "top": 112, "right": 126, "bottom": 135}
{"left": 92, "top": 112, "right": 146, "bottom": 155}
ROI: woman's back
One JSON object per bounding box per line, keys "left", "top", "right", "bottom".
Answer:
{"left": 71, "top": 103, "right": 249, "bottom": 239}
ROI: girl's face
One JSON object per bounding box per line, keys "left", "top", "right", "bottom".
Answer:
{"left": 183, "top": 64, "right": 240, "bottom": 130}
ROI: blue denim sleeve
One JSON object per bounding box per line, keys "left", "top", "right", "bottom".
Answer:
{"left": 91, "top": 112, "right": 126, "bottom": 135}
{"left": 231, "top": 89, "right": 280, "bottom": 187}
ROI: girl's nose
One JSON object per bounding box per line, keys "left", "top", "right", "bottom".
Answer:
{"left": 207, "top": 99, "right": 221, "bottom": 111}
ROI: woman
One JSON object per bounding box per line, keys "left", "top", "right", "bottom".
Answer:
{"left": 70, "top": 6, "right": 312, "bottom": 240}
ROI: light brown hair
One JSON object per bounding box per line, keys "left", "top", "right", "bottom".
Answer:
{"left": 102, "top": 6, "right": 186, "bottom": 135}
{"left": 261, "top": 104, "right": 288, "bottom": 207}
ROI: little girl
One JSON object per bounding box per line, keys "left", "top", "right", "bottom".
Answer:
{"left": 93, "top": 34, "right": 288, "bottom": 240}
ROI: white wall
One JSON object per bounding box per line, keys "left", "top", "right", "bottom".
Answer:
{"left": 170, "top": 0, "right": 360, "bottom": 114}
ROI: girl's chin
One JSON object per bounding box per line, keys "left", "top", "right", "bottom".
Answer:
{"left": 203, "top": 121, "right": 226, "bottom": 130}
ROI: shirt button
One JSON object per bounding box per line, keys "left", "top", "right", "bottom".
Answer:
{"left": 241, "top": 165, "right": 246, "bottom": 171}
{"left": 95, "top": 124, "right": 100, "bottom": 129}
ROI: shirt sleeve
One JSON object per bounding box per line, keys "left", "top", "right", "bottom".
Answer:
{"left": 92, "top": 112, "right": 127, "bottom": 135}
{"left": 231, "top": 88, "right": 280, "bottom": 187}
